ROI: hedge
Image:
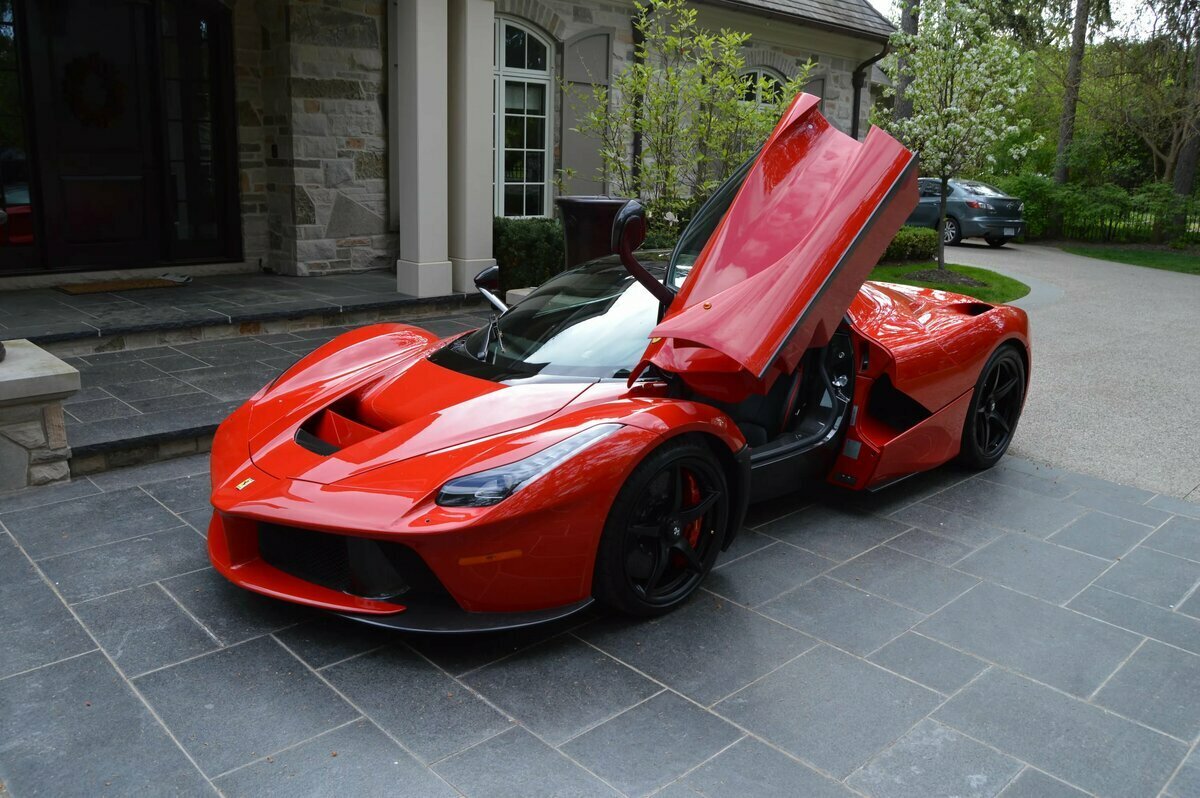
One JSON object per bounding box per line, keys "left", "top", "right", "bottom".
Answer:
{"left": 494, "top": 215, "right": 945, "bottom": 290}
{"left": 882, "top": 226, "right": 939, "bottom": 262}
{"left": 493, "top": 216, "right": 677, "bottom": 291}
{"left": 492, "top": 216, "right": 564, "bottom": 292}
{"left": 988, "top": 174, "right": 1199, "bottom": 244}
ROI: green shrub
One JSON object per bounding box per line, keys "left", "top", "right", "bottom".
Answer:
{"left": 988, "top": 174, "right": 1199, "bottom": 244}
{"left": 992, "top": 173, "right": 1060, "bottom": 239}
{"left": 492, "top": 217, "right": 565, "bottom": 291}
{"left": 642, "top": 228, "right": 681, "bottom": 250}
{"left": 882, "top": 226, "right": 939, "bottom": 262}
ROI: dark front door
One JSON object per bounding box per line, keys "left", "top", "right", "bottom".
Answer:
{"left": 0, "top": 0, "right": 35, "bottom": 270}
{"left": 3, "top": 0, "right": 239, "bottom": 273}
{"left": 24, "top": 0, "right": 162, "bottom": 269}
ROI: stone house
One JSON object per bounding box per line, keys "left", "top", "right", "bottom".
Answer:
{"left": 0, "top": 0, "right": 891, "bottom": 295}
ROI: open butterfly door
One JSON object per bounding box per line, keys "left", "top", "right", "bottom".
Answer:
{"left": 633, "top": 94, "right": 918, "bottom": 403}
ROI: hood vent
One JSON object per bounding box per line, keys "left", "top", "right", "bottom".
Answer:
{"left": 295, "top": 399, "right": 381, "bottom": 455}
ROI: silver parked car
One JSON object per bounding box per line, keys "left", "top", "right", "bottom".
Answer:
{"left": 907, "top": 178, "right": 1025, "bottom": 247}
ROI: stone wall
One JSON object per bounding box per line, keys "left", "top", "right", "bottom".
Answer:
{"left": 232, "top": 0, "right": 395, "bottom": 277}
{"left": 498, "top": 0, "right": 876, "bottom": 194}
{"left": 0, "top": 402, "right": 71, "bottom": 490}
{"left": 231, "top": 0, "right": 269, "bottom": 268}
{"left": 0, "top": 340, "right": 78, "bottom": 492}
{"left": 226, "top": 0, "right": 880, "bottom": 279}
{"left": 519, "top": 0, "right": 869, "bottom": 130}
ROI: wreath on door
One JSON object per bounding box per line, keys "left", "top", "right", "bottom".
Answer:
{"left": 62, "top": 53, "right": 126, "bottom": 128}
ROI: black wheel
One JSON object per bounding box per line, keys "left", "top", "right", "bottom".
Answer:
{"left": 985, "top": 236, "right": 1009, "bottom": 248}
{"left": 942, "top": 216, "right": 963, "bottom": 245}
{"left": 959, "top": 345, "right": 1026, "bottom": 469}
{"left": 593, "top": 438, "right": 730, "bottom": 616}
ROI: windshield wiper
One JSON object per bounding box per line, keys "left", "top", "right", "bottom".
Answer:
{"left": 475, "top": 315, "right": 505, "bottom": 361}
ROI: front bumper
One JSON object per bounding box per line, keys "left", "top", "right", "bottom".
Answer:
{"left": 208, "top": 405, "right": 664, "bottom": 626}
{"left": 208, "top": 460, "right": 613, "bottom": 610}
{"left": 208, "top": 507, "right": 602, "bottom": 631}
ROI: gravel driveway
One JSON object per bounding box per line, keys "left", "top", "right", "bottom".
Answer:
{"left": 948, "top": 243, "right": 1200, "bottom": 501}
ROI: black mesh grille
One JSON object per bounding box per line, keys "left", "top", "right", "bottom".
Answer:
{"left": 257, "top": 523, "right": 448, "bottom": 602}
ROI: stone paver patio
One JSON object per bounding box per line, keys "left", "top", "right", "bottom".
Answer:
{"left": 0, "top": 270, "right": 429, "bottom": 344}
{"left": 59, "top": 314, "right": 487, "bottom": 458}
{"left": 2, "top": 452, "right": 1199, "bottom": 797}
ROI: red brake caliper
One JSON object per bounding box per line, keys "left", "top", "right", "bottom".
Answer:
{"left": 683, "top": 470, "right": 703, "bottom": 547}
{"left": 669, "top": 470, "right": 704, "bottom": 570}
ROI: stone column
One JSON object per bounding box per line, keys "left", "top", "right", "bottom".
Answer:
{"left": 0, "top": 340, "right": 79, "bottom": 491}
{"left": 447, "top": 0, "right": 496, "bottom": 293}
{"left": 390, "top": 0, "right": 453, "bottom": 297}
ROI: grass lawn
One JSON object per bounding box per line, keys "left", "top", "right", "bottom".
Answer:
{"left": 1060, "top": 245, "right": 1200, "bottom": 275}
{"left": 868, "top": 262, "right": 1031, "bottom": 304}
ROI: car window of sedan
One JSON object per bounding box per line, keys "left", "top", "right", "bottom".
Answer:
{"left": 916, "top": 178, "right": 945, "bottom": 198}
{"left": 957, "top": 180, "right": 1006, "bottom": 197}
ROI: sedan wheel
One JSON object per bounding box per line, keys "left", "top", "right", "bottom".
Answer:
{"left": 593, "top": 439, "right": 729, "bottom": 616}
{"left": 942, "top": 217, "right": 963, "bottom": 245}
{"left": 958, "top": 346, "right": 1026, "bottom": 469}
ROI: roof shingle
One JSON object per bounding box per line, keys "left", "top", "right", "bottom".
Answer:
{"left": 706, "top": 0, "right": 895, "bottom": 41}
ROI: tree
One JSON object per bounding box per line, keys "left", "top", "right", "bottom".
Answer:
{"left": 1156, "top": 0, "right": 1200, "bottom": 198}
{"left": 571, "top": 0, "right": 812, "bottom": 223}
{"left": 1087, "top": 5, "right": 1200, "bottom": 184}
{"left": 880, "top": 0, "right": 1035, "bottom": 269}
{"left": 893, "top": 0, "right": 920, "bottom": 121}
{"left": 1053, "top": 0, "right": 1111, "bottom": 182}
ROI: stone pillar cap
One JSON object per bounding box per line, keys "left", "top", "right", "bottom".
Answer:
{"left": 0, "top": 339, "right": 81, "bottom": 406}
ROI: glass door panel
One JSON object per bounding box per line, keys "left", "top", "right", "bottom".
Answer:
{"left": 160, "top": 0, "right": 237, "bottom": 261}
{"left": 0, "top": 0, "right": 35, "bottom": 269}
{"left": 499, "top": 79, "right": 548, "bottom": 217}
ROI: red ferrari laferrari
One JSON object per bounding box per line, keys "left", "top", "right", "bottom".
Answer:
{"left": 208, "top": 95, "right": 1029, "bottom": 631}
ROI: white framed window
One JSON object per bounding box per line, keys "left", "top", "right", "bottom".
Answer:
{"left": 493, "top": 18, "right": 553, "bottom": 218}
{"left": 740, "top": 66, "right": 785, "bottom": 106}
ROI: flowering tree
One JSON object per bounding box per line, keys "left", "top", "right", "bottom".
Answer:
{"left": 572, "top": 0, "right": 812, "bottom": 228}
{"left": 879, "top": 0, "right": 1035, "bottom": 268}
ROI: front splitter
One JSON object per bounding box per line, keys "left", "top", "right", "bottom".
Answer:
{"left": 335, "top": 597, "right": 595, "bottom": 634}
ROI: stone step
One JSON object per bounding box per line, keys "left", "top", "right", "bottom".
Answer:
{"left": 62, "top": 312, "right": 488, "bottom": 475}
{"left": 0, "top": 270, "right": 481, "bottom": 358}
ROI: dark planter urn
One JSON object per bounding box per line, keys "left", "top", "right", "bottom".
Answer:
{"left": 555, "top": 195, "right": 632, "bottom": 270}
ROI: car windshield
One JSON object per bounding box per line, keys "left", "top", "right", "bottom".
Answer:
{"left": 441, "top": 257, "right": 666, "bottom": 380}
{"left": 437, "top": 156, "right": 756, "bottom": 383}
{"left": 957, "top": 181, "right": 1006, "bottom": 197}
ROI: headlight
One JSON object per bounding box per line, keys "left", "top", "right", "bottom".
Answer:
{"left": 436, "top": 424, "right": 623, "bottom": 507}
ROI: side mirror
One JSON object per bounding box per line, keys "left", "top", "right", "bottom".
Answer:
{"left": 610, "top": 200, "right": 647, "bottom": 253}
{"left": 473, "top": 265, "right": 507, "bottom": 314}
{"left": 611, "top": 200, "right": 673, "bottom": 305}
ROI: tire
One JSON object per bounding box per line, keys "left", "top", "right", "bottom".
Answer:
{"left": 958, "top": 345, "right": 1026, "bottom": 470}
{"left": 985, "top": 236, "right": 1009, "bottom": 248}
{"left": 592, "top": 437, "right": 731, "bottom": 616}
{"left": 942, "top": 217, "right": 963, "bottom": 246}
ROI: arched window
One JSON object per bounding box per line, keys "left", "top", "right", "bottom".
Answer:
{"left": 494, "top": 18, "right": 553, "bottom": 218}
{"left": 805, "top": 75, "right": 826, "bottom": 109}
{"left": 740, "top": 66, "right": 785, "bottom": 106}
